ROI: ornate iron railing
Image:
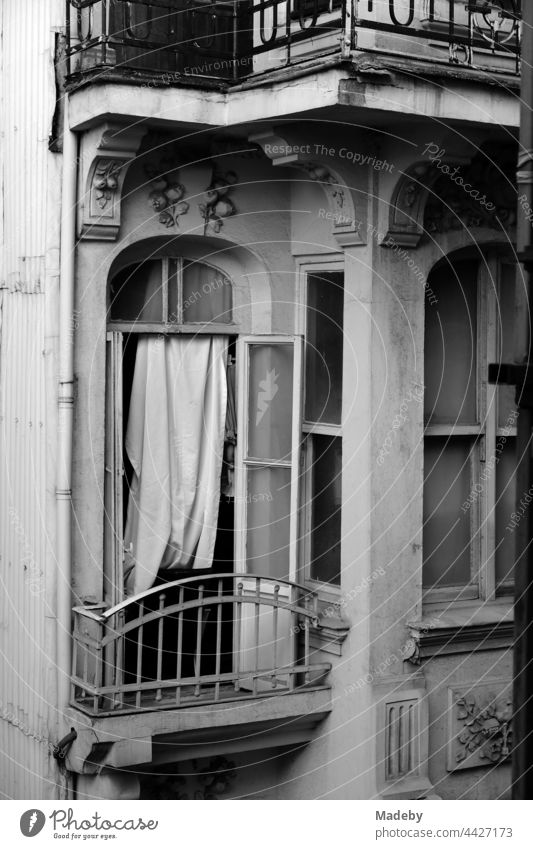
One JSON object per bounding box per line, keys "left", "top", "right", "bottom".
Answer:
{"left": 65, "top": 1, "right": 521, "bottom": 83}
{"left": 355, "top": 0, "right": 521, "bottom": 73}
{"left": 66, "top": 0, "right": 243, "bottom": 80}
{"left": 71, "top": 573, "right": 330, "bottom": 715}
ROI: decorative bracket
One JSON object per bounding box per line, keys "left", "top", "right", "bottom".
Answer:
{"left": 309, "top": 611, "right": 350, "bottom": 657}
{"left": 80, "top": 122, "right": 147, "bottom": 241}
{"left": 384, "top": 155, "right": 471, "bottom": 248}
{"left": 250, "top": 130, "right": 363, "bottom": 247}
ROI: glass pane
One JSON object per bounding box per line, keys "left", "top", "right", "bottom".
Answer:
{"left": 309, "top": 435, "right": 342, "bottom": 586}
{"left": 305, "top": 272, "right": 344, "bottom": 425}
{"left": 247, "top": 343, "right": 293, "bottom": 462}
{"left": 246, "top": 466, "right": 291, "bottom": 580}
{"left": 495, "top": 436, "right": 517, "bottom": 590}
{"left": 497, "top": 262, "right": 517, "bottom": 428}
{"left": 423, "top": 437, "right": 474, "bottom": 589}
{"left": 182, "top": 262, "right": 232, "bottom": 323}
{"left": 109, "top": 261, "right": 163, "bottom": 322}
{"left": 424, "top": 261, "right": 478, "bottom": 424}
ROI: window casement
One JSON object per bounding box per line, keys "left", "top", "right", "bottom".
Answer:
{"left": 104, "top": 256, "right": 305, "bottom": 605}
{"left": 423, "top": 252, "right": 517, "bottom": 605}
{"left": 300, "top": 267, "right": 344, "bottom": 595}
{"left": 235, "top": 336, "right": 302, "bottom": 582}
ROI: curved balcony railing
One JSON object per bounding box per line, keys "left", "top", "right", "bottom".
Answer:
{"left": 65, "top": 1, "right": 521, "bottom": 83}
{"left": 71, "top": 573, "right": 331, "bottom": 716}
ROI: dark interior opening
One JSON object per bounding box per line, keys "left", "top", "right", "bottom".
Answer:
{"left": 121, "top": 333, "right": 236, "bottom": 694}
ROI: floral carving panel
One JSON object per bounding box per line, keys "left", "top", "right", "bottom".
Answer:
{"left": 447, "top": 681, "right": 512, "bottom": 772}
{"left": 145, "top": 157, "right": 190, "bottom": 229}
{"left": 199, "top": 170, "right": 237, "bottom": 234}
{"left": 145, "top": 148, "right": 238, "bottom": 234}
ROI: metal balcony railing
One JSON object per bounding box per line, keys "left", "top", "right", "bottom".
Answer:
{"left": 65, "top": 1, "right": 522, "bottom": 84}
{"left": 71, "top": 573, "right": 331, "bottom": 716}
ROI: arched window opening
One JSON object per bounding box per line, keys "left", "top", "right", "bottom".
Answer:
{"left": 72, "top": 251, "right": 344, "bottom": 712}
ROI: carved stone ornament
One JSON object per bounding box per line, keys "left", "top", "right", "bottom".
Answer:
{"left": 139, "top": 757, "right": 237, "bottom": 800}
{"left": 385, "top": 143, "right": 517, "bottom": 247}
{"left": 447, "top": 681, "right": 512, "bottom": 772}
{"left": 424, "top": 150, "right": 517, "bottom": 235}
{"left": 80, "top": 123, "right": 147, "bottom": 240}
{"left": 199, "top": 170, "right": 237, "bottom": 235}
{"left": 249, "top": 130, "right": 363, "bottom": 247}
{"left": 383, "top": 156, "right": 471, "bottom": 248}
{"left": 143, "top": 142, "right": 237, "bottom": 234}
{"left": 144, "top": 154, "right": 190, "bottom": 229}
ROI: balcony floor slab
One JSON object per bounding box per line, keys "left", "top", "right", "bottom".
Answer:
{"left": 66, "top": 686, "right": 332, "bottom": 773}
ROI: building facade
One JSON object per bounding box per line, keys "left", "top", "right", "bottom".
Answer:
{"left": 0, "top": 0, "right": 521, "bottom": 800}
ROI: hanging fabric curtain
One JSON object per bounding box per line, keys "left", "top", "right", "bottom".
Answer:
{"left": 124, "top": 335, "right": 228, "bottom": 595}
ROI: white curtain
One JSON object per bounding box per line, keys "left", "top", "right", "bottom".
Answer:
{"left": 124, "top": 335, "right": 228, "bottom": 595}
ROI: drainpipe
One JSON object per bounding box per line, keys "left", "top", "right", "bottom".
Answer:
{"left": 56, "top": 95, "right": 77, "bottom": 733}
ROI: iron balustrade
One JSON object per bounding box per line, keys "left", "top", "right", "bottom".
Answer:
{"left": 355, "top": 0, "right": 521, "bottom": 73}
{"left": 71, "top": 573, "right": 331, "bottom": 716}
{"left": 66, "top": 0, "right": 246, "bottom": 80}
{"left": 65, "top": 1, "right": 521, "bottom": 82}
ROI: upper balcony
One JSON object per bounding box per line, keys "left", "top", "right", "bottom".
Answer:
{"left": 65, "top": 1, "right": 521, "bottom": 90}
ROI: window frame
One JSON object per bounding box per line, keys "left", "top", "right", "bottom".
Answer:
{"left": 423, "top": 251, "right": 517, "bottom": 607}
{"left": 296, "top": 257, "right": 345, "bottom": 600}
{"left": 107, "top": 256, "right": 238, "bottom": 335}
{"left": 104, "top": 330, "right": 125, "bottom": 608}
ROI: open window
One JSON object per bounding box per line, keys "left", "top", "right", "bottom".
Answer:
{"left": 105, "top": 256, "right": 306, "bottom": 598}
{"left": 104, "top": 257, "right": 237, "bottom": 606}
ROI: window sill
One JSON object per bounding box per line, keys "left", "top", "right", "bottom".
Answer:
{"left": 404, "top": 602, "right": 513, "bottom": 663}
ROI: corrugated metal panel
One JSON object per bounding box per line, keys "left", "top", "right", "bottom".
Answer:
{"left": 0, "top": 292, "right": 56, "bottom": 799}
{"left": 0, "top": 0, "right": 60, "bottom": 293}
{"left": 0, "top": 0, "right": 64, "bottom": 799}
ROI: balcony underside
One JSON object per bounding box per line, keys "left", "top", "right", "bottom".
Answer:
{"left": 67, "top": 686, "right": 332, "bottom": 773}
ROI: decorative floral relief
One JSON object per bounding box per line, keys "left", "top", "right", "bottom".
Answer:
{"left": 199, "top": 170, "right": 237, "bottom": 234}
{"left": 455, "top": 693, "right": 512, "bottom": 766}
{"left": 424, "top": 149, "right": 516, "bottom": 233}
{"left": 145, "top": 157, "right": 190, "bottom": 228}
{"left": 140, "top": 757, "right": 237, "bottom": 800}
{"left": 93, "top": 160, "right": 125, "bottom": 210}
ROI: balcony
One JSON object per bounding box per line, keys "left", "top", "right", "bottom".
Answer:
{"left": 65, "top": 1, "right": 521, "bottom": 87}
{"left": 71, "top": 573, "right": 331, "bottom": 717}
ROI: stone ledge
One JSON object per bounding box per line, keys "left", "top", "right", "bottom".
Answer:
{"left": 405, "top": 604, "right": 513, "bottom": 662}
